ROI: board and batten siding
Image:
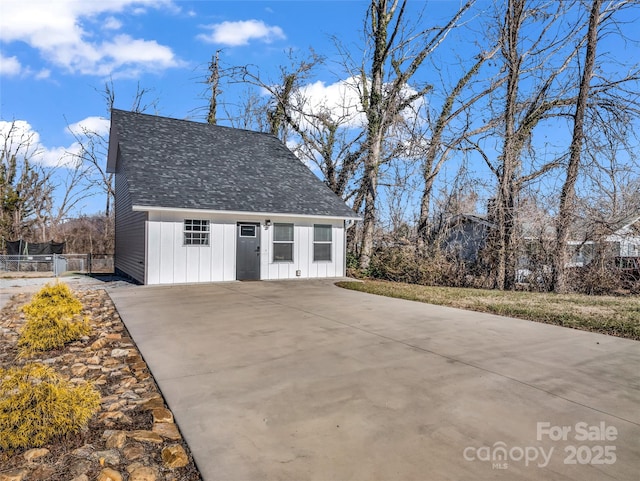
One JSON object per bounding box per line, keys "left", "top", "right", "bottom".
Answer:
{"left": 145, "top": 211, "right": 346, "bottom": 285}
{"left": 114, "top": 157, "right": 147, "bottom": 284}
{"left": 262, "top": 218, "right": 345, "bottom": 280}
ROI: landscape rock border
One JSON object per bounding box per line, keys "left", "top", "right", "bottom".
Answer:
{"left": 0, "top": 287, "right": 203, "bottom": 481}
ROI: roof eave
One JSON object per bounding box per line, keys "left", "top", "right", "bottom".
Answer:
{"left": 615, "top": 214, "right": 640, "bottom": 233}
{"left": 132, "top": 205, "right": 361, "bottom": 221}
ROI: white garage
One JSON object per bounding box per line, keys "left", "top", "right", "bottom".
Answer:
{"left": 107, "top": 110, "right": 359, "bottom": 285}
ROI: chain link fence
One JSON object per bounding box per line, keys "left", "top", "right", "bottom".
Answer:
{"left": 0, "top": 254, "right": 113, "bottom": 276}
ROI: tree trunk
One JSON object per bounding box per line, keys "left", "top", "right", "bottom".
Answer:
{"left": 417, "top": 181, "right": 432, "bottom": 249}
{"left": 207, "top": 51, "right": 221, "bottom": 125}
{"left": 358, "top": 0, "right": 392, "bottom": 270}
{"left": 495, "top": 0, "right": 524, "bottom": 290}
{"left": 360, "top": 134, "right": 382, "bottom": 269}
{"left": 355, "top": 0, "right": 473, "bottom": 269}
{"left": 553, "top": 0, "right": 601, "bottom": 293}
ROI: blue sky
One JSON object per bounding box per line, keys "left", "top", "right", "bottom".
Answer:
{"left": 1, "top": 1, "right": 366, "bottom": 140}
{"left": 1, "top": 1, "right": 639, "bottom": 220}
{"left": 0, "top": 1, "right": 472, "bottom": 132}
{"left": 0, "top": 0, "right": 469, "bottom": 215}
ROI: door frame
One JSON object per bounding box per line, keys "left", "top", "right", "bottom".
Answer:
{"left": 236, "top": 222, "right": 261, "bottom": 280}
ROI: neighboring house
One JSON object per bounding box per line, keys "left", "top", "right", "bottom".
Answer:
{"left": 441, "top": 211, "right": 640, "bottom": 271}
{"left": 565, "top": 240, "right": 595, "bottom": 268}
{"left": 605, "top": 214, "right": 640, "bottom": 257}
{"left": 106, "top": 110, "right": 359, "bottom": 285}
{"left": 440, "top": 214, "right": 494, "bottom": 262}
{"left": 568, "top": 214, "right": 640, "bottom": 267}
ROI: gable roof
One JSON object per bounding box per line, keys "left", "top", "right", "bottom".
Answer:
{"left": 444, "top": 213, "right": 556, "bottom": 239}
{"left": 611, "top": 213, "right": 640, "bottom": 234}
{"left": 107, "top": 109, "right": 359, "bottom": 219}
{"left": 445, "top": 213, "right": 496, "bottom": 229}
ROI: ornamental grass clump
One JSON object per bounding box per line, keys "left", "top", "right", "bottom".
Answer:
{"left": 18, "top": 282, "right": 90, "bottom": 356}
{"left": 0, "top": 363, "right": 100, "bottom": 451}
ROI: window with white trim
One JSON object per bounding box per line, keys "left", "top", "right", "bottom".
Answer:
{"left": 313, "top": 224, "right": 332, "bottom": 261}
{"left": 184, "top": 219, "right": 210, "bottom": 245}
{"left": 273, "top": 223, "right": 294, "bottom": 262}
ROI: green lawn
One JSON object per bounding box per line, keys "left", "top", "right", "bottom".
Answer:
{"left": 336, "top": 280, "right": 640, "bottom": 340}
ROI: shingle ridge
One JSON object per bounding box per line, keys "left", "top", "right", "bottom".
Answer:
{"left": 111, "top": 108, "right": 277, "bottom": 139}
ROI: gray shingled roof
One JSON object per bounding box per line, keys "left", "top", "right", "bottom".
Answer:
{"left": 109, "top": 109, "right": 358, "bottom": 218}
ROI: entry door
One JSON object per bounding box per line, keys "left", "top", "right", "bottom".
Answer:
{"left": 236, "top": 223, "right": 261, "bottom": 280}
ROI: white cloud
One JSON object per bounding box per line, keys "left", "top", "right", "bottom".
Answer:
{"left": 0, "top": 55, "right": 51, "bottom": 80}
{"left": 0, "top": 53, "right": 22, "bottom": 76}
{"left": 295, "top": 77, "right": 366, "bottom": 128}
{"left": 283, "top": 76, "right": 428, "bottom": 168}
{"left": 292, "top": 76, "right": 426, "bottom": 133}
{"left": 35, "top": 69, "right": 51, "bottom": 80}
{"left": 39, "top": 144, "right": 82, "bottom": 168}
{"left": 81, "top": 34, "right": 182, "bottom": 78}
{"left": 0, "top": 0, "right": 182, "bottom": 77}
{"left": 103, "top": 35, "right": 175, "bottom": 64}
{"left": 103, "top": 16, "right": 123, "bottom": 30}
{"left": 67, "top": 116, "right": 111, "bottom": 137}
{"left": 0, "top": 120, "right": 40, "bottom": 155}
{"left": 197, "top": 19, "right": 285, "bottom": 46}
{"left": 0, "top": 119, "right": 87, "bottom": 168}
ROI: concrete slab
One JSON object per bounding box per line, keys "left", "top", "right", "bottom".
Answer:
{"left": 0, "top": 274, "right": 134, "bottom": 311}
{"left": 109, "top": 280, "right": 640, "bottom": 481}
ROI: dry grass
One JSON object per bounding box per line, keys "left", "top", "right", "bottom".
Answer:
{"left": 336, "top": 280, "right": 640, "bottom": 340}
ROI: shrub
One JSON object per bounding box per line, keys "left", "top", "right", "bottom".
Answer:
{"left": 366, "top": 246, "right": 492, "bottom": 288}
{"left": 0, "top": 364, "right": 100, "bottom": 451}
{"left": 569, "top": 264, "right": 625, "bottom": 295}
{"left": 367, "top": 247, "right": 426, "bottom": 283}
{"left": 21, "top": 282, "right": 83, "bottom": 320}
{"left": 346, "top": 251, "right": 359, "bottom": 269}
{"left": 18, "top": 282, "right": 90, "bottom": 355}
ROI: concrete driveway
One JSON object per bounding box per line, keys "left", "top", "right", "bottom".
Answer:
{"left": 108, "top": 280, "right": 640, "bottom": 481}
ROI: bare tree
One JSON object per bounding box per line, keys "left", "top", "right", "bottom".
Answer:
{"left": 553, "top": 0, "right": 602, "bottom": 292}
{"left": 289, "top": 109, "right": 366, "bottom": 201}
{"left": 553, "top": 0, "right": 640, "bottom": 292}
{"left": 0, "top": 121, "right": 53, "bottom": 246}
{"left": 217, "top": 87, "right": 270, "bottom": 132}
{"left": 475, "top": 0, "right": 587, "bottom": 289}
{"left": 104, "top": 79, "right": 159, "bottom": 116}
{"left": 44, "top": 151, "right": 95, "bottom": 239}
{"left": 230, "top": 49, "right": 369, "bottom": 204}
{"left": 233, "top": 49, "right": 324, "bottom": 141}
{"left": 207, "top": 50, "right": 223, "bottom": 125}
{"left": 415, "top": 47, "right": 500, "bottom": 248}
{"left": 70, "top": 81, "right": 159, "bottom": 218}
{"left": 54, "top": 214, "right": 115, "bottom": 255}
{"left": 67, "top": 118, "right": 113, "bottom": 217}
{"left": 354, "top": 0, "right": 475, "bottom": 270}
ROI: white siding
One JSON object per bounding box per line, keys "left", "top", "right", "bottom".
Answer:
{"left": 606, "top": 233, "right": 640, "bottom": 257}
{"left": 262, "top": 219, "right": 344, "bottom": 280}
{"left": 114, "top": 156, "right": 146, "bottom": 283}
{"left": 146, "top": 211, "right": 346, "bottom": 285}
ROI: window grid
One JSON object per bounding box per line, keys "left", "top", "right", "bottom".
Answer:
{"left": 313, "top": 224, "right": 332, "bottom": 262}
{"left": 273, "top": 223, "right": 294, "bottom": 262}
{"left": 184, "top": 219, "right": 210, "bottom": 246}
